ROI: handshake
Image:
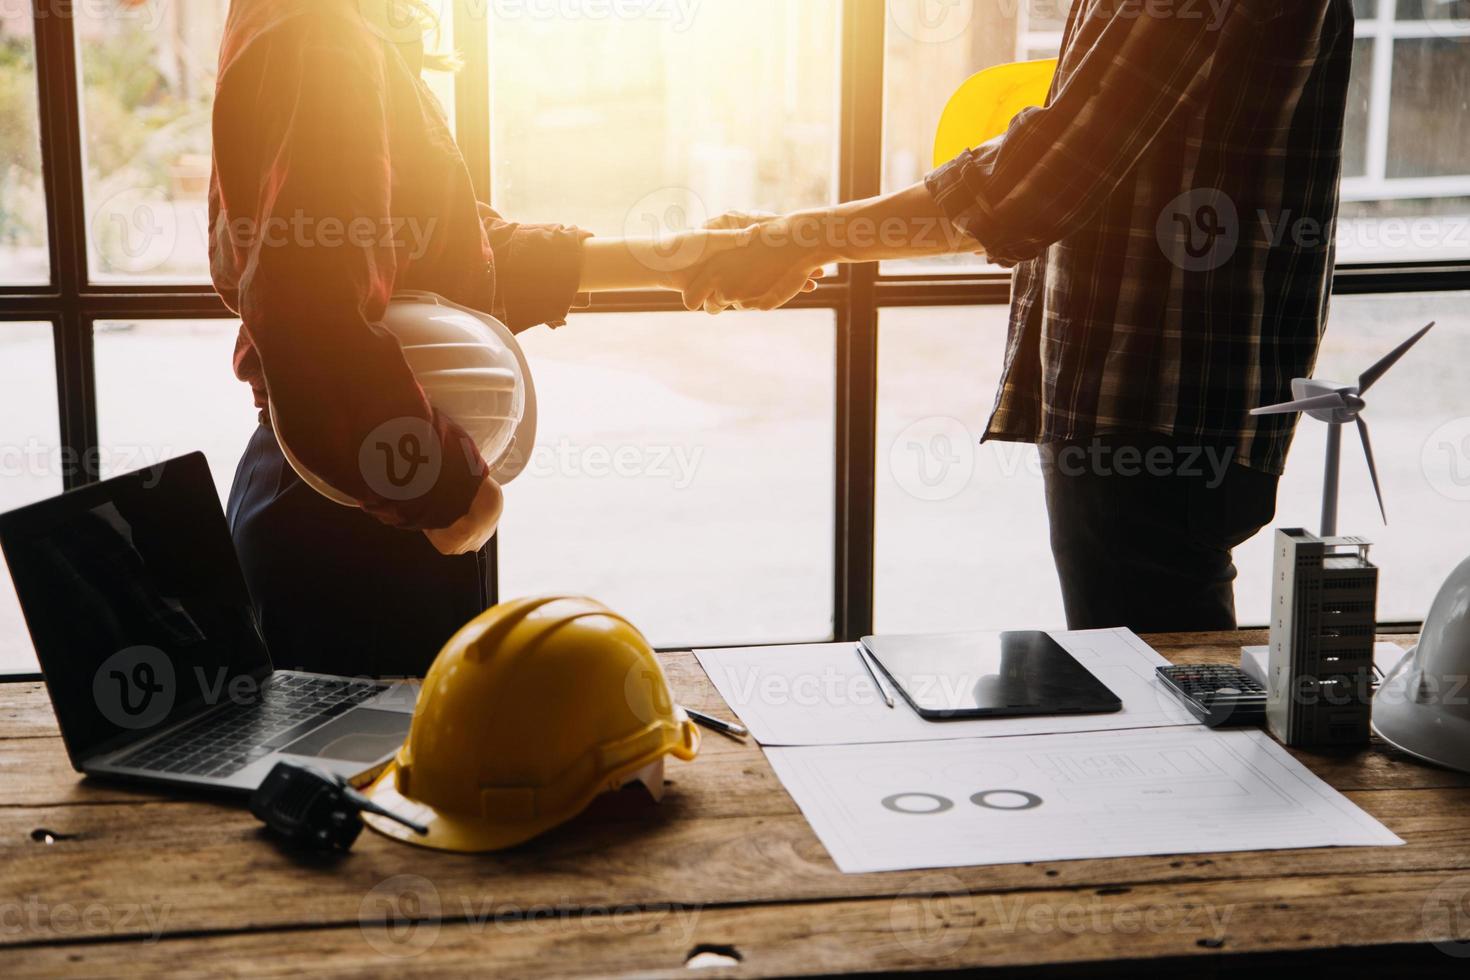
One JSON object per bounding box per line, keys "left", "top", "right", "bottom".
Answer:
{"left": 660, "top": 210, "right": 833, "bottom": 315}
{"left": 592, "top": 183, "right": 979, "bottom": 313}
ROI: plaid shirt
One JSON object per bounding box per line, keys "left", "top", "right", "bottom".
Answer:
{"left": 926, "top": 0, "right": 1355, "bottom": 474}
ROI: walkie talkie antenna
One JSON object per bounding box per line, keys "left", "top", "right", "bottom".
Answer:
{"left": 344, "top": 785, "right": 429, "bottom": 835}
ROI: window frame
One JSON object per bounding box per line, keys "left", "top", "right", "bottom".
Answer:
{"left": 3, "top": 0, "right": 1465, "bottom": 653}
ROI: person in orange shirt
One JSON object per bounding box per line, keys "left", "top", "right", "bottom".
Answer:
{"left": 211, "top": 0, "right": 812, "bottom": 677}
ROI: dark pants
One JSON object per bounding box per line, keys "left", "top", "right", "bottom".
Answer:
{"left": 1041, "top": 433, "right": 1279, "bottom": 634}
{"left": 226, "top": 425, "right": 491, "bottom": 679}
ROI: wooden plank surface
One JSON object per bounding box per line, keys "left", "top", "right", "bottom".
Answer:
{"left": 4, "top": 632, "right": 1469, "bottom": 977}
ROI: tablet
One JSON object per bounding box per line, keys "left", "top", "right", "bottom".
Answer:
{"left": 860, "top": 630, "right": 1123, "bottom": 720}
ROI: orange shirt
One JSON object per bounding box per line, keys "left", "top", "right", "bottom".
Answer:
{"left": 210, "top": 0, "right": 587, "bottom": 530}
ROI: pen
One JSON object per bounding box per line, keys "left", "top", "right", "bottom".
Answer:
{"left": 855, "top": 643, "right": 895, "bottom": 709}
{"left": 683, "top": 706, "right": 748, "bottom": 739}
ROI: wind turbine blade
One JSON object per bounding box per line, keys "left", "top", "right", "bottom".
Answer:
{"left": 1250, "top": 392, "right": 1348, "bottom": 416}
{"left": 1356, "top": 416, "right": 1387, "bottom": 525}
{"left": 1359, "top": 321, "right": 1435, "bottom": 395}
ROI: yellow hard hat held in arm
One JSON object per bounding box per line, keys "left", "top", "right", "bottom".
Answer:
{"left": 933, "top": 58, "right": 1058, "bottom": 169}
{"left": 364, "top": 596, "right": 700, "bottom": 852}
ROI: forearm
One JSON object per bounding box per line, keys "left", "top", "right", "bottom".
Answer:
{"left": 578, "top": 234, "right": 732, "bottom": 292}
{"left": 783, "top": 183, "right": 981, "bottom": 265}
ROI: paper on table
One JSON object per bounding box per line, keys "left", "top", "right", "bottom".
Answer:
{"left": 694, "top": 629, "right": 1196, "bottom": 747}
{"left": 766, "top": 727, "right": 1403, "bottom": 874}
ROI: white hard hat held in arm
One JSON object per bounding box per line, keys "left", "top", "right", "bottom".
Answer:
{"left": 270, "top": 292, "right": 538, "bottom": 507}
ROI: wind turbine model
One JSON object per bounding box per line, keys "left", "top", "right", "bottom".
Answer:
{"left": 1251, "top": 322, "right": 1435, "bottom": 538}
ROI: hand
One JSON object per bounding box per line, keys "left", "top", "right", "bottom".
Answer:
{"left": 423, "top": 475, "right": 504, "bottom": 556}
{"left": 681, "top": 217, "right": 828, "bottom": 313}
{"left": 703, "top": 209, "right": 780, "bottom": 232}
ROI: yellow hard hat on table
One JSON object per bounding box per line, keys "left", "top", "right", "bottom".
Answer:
{"left": 933, "top": 58, "right": 1058, "bottom": 169}
{"left": 364, "top": 596, "right": 700, "bottom": 852}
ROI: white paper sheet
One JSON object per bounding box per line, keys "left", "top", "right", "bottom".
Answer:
{"left": 766, "top": 727, "right": 1403, "bottom": 874}
{"left": 694, "top": 629, "right": 1196, "bottom": 747}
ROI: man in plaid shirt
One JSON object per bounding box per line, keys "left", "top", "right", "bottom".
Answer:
{"left": 693, "top": 0, "right": 1354, "bottom": 631}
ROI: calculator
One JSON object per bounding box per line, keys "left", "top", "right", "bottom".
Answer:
{"left": 1155, "top": 664, "right": 1268, "bottom": 729}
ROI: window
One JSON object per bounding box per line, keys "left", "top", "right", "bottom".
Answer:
{"left": 488, "top": 0, "right": 840, "bottom": 234}
{"left": 882, "top": 1, "right": 1073, "bottom": 274}
{"left": 94, "top": 319, "right": 256, "bottom": 497}
{"left": 1233, "top": 291, "right": 1470, "bottom": 625}
{"left": 0, "top": 12, "right": 47, "bottom": 284}
{"left": 1339, "top": 1, "right": 1470, "bottom": 262}
{"left": 876, "top": 294, "right": 1470, "bottom": 632}
{"left": 0, "top": 1, "right": 1467, "bottom": 676}
{"left": 0, "top": 323, "right": 60, "bottom": 673}
{"left": 874, "top": 305, "right": 1063, "bottom": 634}
{"left": 499, "top": 310, "right": 836, "bottom": 647}
{"left": 77, "top": 0, "right": 229, "bottom": 282}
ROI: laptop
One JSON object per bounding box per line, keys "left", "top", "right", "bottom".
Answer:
{"left": 0, "top": 452, "right": 415, "bottom": 794}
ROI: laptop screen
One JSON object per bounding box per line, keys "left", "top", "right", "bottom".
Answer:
{"left": 0, "top": 453, "right": 271, "bottom": 763}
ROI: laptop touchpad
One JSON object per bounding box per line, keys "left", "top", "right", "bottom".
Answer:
{"left": 279, "top": 709, "right": 409, "bottom": 764}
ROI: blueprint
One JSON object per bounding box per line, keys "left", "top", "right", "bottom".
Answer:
{"left": 765, "top": 727, "right": 1403, "bottom": 874}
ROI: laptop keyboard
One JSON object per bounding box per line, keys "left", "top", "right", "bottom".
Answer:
{"left": 114, "top": 675, "right": 385, "bottom": 780}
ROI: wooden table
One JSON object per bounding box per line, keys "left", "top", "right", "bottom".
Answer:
{"left": 4, "top": 630, "right": 1470, "bottom": 977}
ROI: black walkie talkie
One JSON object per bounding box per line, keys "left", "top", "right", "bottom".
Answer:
{"left": 250, "top": 761, "right": 428, "bottom": 851}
